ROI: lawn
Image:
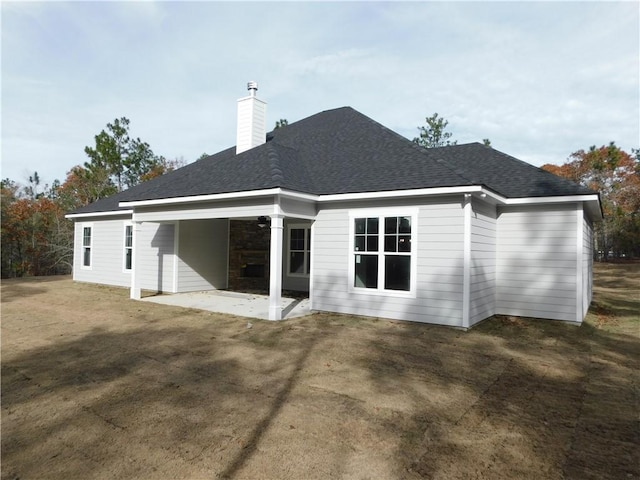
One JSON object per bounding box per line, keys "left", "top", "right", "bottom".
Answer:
{"left": 1, "top": 263, "right": 638, "bottom": 479}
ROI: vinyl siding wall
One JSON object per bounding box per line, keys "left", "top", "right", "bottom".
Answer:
{"left": 312, "top": 197, "right": 465, "bottom": 326}
{"left": 496, "top": 204, "right": 578, "bottom": 322}
{"left": 582, "top": 215, "right": 594, "bottom": 316}
{"left": 137, "top": 223, "right": 175, "bottom": 292}
{"left": 73, "top": 218, "right": 174, "bottom": 291}
{"left": 176, "top": 219, "right": 229, "bottom": 292}
{"left": 469, "top": 199, "right": 497, "bottom": 326}
{"left": 73, "top": 218, "right": 132, "bottom": 287}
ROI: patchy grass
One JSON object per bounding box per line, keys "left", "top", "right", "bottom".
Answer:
{"left": 1, "top": 264, "right": 638, "bottom": 480}
{"left": 588, "top": 262, "right": 640, "bottom": 334}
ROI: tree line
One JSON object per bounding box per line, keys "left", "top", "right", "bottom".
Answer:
{"left": 541, "top": 143, "right": 640, "bottom": 260}
{"left": 1, "top": 118, "right": 184, "bottom": 278}
{"left": 2, "top": 115, "right": 638, "bottom": 278}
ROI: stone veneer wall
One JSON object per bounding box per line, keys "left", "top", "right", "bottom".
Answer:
{"left": 228, "top": 220, "right": 270, "bottom": 292}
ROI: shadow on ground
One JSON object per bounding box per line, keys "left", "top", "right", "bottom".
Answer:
{"left": 357, "top": 316, "right": 638, "bottom": 479}
{"left": 1, "top": 270, "right": 638, "bottom": 480}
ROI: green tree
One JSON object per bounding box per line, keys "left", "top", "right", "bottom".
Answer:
{"left": 84, "top": 117, "right": 163, "bottom": 193}
{"left": 25, "top": 171, "right": 42, "bottom": 199}
{"left": 413, "top": 113, "right": 457, "bottom": 148}
{"left": 274, "top": 119, "right": 289, "bottom": 129}
{"left": 1, "top": 118, "right": 177, "bottom": 278}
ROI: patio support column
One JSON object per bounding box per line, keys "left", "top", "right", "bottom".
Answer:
{"left": 268, "top": 214, "right": 284, "bottom": 320}
{"left": 130, "top": 221, "right": 142, "bottom": 300}
{"left": 462, "top": 194, "right": 471, "bottom": 329}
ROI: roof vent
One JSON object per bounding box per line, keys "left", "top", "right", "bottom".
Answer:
{"left": 236, "top": 82, "right": 267, "bottom": 154}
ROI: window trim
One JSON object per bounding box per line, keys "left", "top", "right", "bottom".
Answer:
{"left": 123, "top": 221, "right": 133, "bottom": 272}
{"left": 81, "top": 223, "right": 93, "bottom": 270}
{"left": 348, "top": 208, "right": 418, "bottom": 298}
{"left": 286, "top": 223, "right": 311, "bottom": 278}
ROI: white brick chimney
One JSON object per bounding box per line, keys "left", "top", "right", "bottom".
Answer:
{"left": 236, "top": 81, "right": 267, "bottom": 154}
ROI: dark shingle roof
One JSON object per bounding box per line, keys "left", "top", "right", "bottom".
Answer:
{"left": 432, "top": 143, "right": 594, "bottom": 198}
{"left": 71, "top": 107, "right": 594, "bottom": 215}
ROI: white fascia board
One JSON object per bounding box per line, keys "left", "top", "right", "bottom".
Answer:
{"left": 502, "top": 193, "right": 603, "bottom": 220}
{"left": 279, "top": 190, "right": 318, "bottom": 202}
{"left": 502, "top": 194, "right": 600, "bottom": 205}
{"left": 65, "top": 210, "right": 133, "bottom": 220}
{"left": 317, "top": 185, "right": 483, "bottom": 202}
{"left": 317, "top": 188, "right": 599, "bottom": 207}
{"left": 119, "top": 188, "right": 318, "bottom": 209}
{"left": 119, "top": 188, "right": 284, "bottom": 208}
{"left": 114, "top": 185, "right": 600, "bottom": 218}
{"left": 117, "top": 185, "right": 484, "bottom": 210}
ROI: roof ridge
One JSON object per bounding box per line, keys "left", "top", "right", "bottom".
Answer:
{"left": 433, "top": 156, "right": 477, "bottom": 185}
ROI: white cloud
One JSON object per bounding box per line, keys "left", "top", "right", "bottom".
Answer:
{"left": 1, "top": 1, "right": 638, "bottom": 186}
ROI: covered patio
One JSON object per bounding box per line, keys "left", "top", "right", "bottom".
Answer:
{"left": 124, "top": 189, "right": 317, "bottom": 321}
{"left": 140, "top": 289, "right": 312, "bottom": 320}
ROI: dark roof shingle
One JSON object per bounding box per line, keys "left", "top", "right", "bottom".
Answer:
{"left": 71, "top": 106, "right": 594, "bottom": 215}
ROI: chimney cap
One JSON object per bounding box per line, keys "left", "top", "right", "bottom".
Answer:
{"left": 247, "top": 81, "right": 258, "bottom": 92}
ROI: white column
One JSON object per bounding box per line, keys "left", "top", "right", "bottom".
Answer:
{"left": 130, "top": 221, "right": 142, "bottom": 300}
{"left": 462, "top": 194, "right": 472, "bottom": 329}
{"left": 576, "top": 203, "right": 584, "bottom": 323}
{"left": 269, "top": 214, "right": 284, "bottom": 320}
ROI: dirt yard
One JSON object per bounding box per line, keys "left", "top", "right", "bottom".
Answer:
{"left": 2, "top": 264, "right": 638, "bottom": 479}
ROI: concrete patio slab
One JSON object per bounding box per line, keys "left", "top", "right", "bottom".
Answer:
{"left": 140, "top": 290, "right": 311, "bottom": 320}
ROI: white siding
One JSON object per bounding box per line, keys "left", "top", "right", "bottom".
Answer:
{"left": 583, "top": 215, "right": 594, "bottom": 316}
{"left": 469, "top": 199, "right": 497, "bottom": 326}
{"left": 312, "top": 198, "right": 465, "bottom": 326}
{"left": 137, "top": 223, "right": 175, "bottom": 292}
{"left": 280, "top": 197, "right": 317, "bottom": 219}
{"left": 73, "top": 217, "right": 173, "bottom": 291}
{"left": 236, "top": 94, "right": 267, "bottom": 154}
{"left": 176, "top": 219, "right": 229, "bottom": 292}
{"left": 73, "top": 218, "right": 131, "bottom": 287}
{"left": 496, "top": 204, "right": 579, "bottom": 322}
{"left": 134, "top": 197, "right": 276, "bottom": 223}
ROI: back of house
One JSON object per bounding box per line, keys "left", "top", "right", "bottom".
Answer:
{"left": 67, "top": 84, "right": 602, "bottom": 327}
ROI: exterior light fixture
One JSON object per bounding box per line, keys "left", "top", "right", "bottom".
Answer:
{"left": 257, "top": 216, "right": 269, "bottom": 228}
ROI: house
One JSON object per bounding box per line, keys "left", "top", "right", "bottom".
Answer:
{"left": 67, "top": 83, "right": 602, "bottom": 327}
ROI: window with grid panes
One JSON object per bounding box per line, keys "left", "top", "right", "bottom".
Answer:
{"left": 82, "top": 226, "right": 92, "bottom": 267}
{"left": 353, "top": 215, "right": 412, "bottom": 292}
{"left": 288, "top": 225, "right": 310, "bottom": 276}
{"left": 124, "top": 224, "right": 133, "bottom": 270}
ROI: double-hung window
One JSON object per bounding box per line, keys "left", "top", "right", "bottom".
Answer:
{"left": 352, "top": 211, "right": 415, "bottom": 294}
{"left": 124, "top": 224, "right": 133, "bottom": 271}
{"left": 288, "top": 225, "right": 311, "bottom": 276}
{"left": 82, "top": 226, "right": 92, "bottom": 268}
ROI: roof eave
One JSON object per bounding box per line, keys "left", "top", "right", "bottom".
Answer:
{"left": 65, "top": 209, "right": 134, "bottom": 220}
{"left": 497, "top": 192, "right": 603, "bottom": 221}
{"left": 71, "top": 186, "right": 601, "bottom": 221}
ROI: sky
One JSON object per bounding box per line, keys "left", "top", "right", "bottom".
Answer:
{"left": 2, "top": 1, "right": 639, "bottom": 188}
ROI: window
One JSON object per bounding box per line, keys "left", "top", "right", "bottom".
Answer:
{"left": 82, "top": 226, "right": 92, "bottom": 268}
{"left": 288, "top": 225, "right": 311, "bottom": 276}
{"left": 124, "top": 224, "right": 133, "bottom": 271}
{"left": 352, "top": 213, "right": 414, "bottom": 293}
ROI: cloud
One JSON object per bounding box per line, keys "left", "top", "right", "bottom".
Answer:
{"left": 1, "top": 1, "right": 637, "bottom": 186}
